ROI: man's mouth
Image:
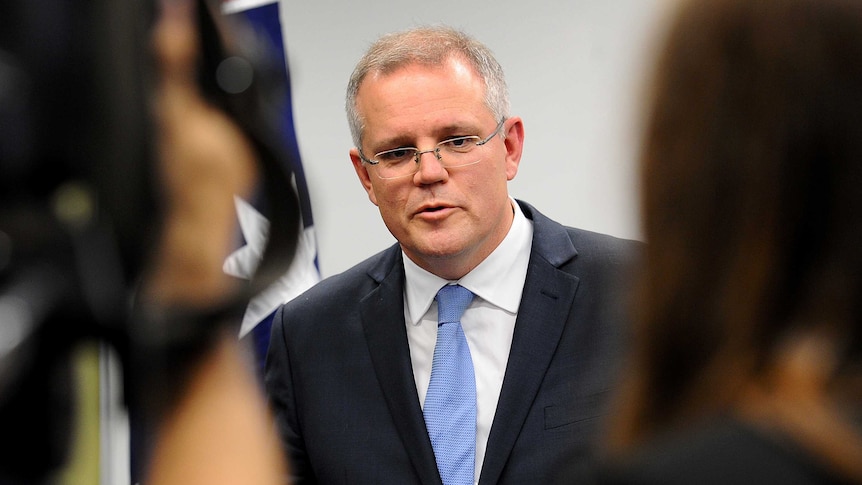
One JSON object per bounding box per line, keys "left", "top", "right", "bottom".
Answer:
{"left": 415, "top": 204, "right": 455, "bottom": 218}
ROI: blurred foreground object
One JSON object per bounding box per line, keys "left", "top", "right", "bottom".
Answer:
{"left": 0, "top": 0, "right": 299, "bottom": 482}
{"left": 602, "top": 0, "right": 862, "bottom": 483}
{"left": 138, "top": 1, "right": 290, "bottom": 482}
{"left": 0, "top": 0, "right": 155, "bottom": 480}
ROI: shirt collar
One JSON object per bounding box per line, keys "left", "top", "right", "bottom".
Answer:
{"left": 403, "top": 198, "right": 533, "bottom": 325}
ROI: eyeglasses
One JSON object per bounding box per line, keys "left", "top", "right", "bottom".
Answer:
{"left": 358, "top": 119, "right": 506, "bottom": 180}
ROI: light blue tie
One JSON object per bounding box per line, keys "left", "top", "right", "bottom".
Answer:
{"left": 424, "top": 284, "right": 476, "bottom": 485}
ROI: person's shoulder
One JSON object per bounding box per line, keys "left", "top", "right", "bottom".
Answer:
{"left": 598, "top": 417, "right": 844, "bottom": 485}
{"left": 564, "top": 226, "right": 642, "bottom": 251}
{"left": 517, "top": 199, "right": 641, "bottom": 248}
{"left": 282, "top": 243, "right": 400, "bottom": 312}
{"left": 563, "top": 226, "right": 643, "bottom": 267}
{"left": 517, "top": 199, "right": 642, "bottom": 269}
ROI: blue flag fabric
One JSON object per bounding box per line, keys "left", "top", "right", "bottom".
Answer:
{"left": 221, "top": 0, "right": 320, "bottom": 377}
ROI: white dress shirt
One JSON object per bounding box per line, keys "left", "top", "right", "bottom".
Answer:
{"left": 403, "top": 199, "right": 533, "bottom": 483}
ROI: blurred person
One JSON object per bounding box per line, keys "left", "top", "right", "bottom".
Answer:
{"left": 265, "top": 25, "right": 640, "bottom": 485}
{"left": 137, "top": 1, "right": 289, "bottom": 483}
{"left": 0, "top": 0, "right": 296, "bottom": 482}
{"left": 601, "top": 0, "right": 862, "bottom": 483}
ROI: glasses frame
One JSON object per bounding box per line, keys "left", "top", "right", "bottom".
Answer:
{"left": 359, "top": 119, "right": 507, "bottom": 179}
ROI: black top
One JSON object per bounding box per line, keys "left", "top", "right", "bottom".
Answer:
{"left": 598, "top": 416, "right": 856, "bottom": 485}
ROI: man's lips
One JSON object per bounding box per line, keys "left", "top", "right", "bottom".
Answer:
{"left": 414, "top": 203, "right": 457, "bottom": 218}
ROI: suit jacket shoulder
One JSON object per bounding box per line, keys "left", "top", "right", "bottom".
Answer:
{"left": 279, "top": 243, "right": 402, "bottom": 326}
{"left": 517, "top": 199, "right": 640, "bottom": 265}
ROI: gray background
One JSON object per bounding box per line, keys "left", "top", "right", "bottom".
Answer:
{"left": 279, "top": 1, "right": 675, "bottom": 277}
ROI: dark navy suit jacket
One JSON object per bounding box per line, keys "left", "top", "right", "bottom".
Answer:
{"left": 265, "top": 200, "right": 639, "bottom": 484}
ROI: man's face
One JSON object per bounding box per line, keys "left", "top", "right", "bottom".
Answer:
{"left": 350, "top": 57, "right": 524, "bottom": 279}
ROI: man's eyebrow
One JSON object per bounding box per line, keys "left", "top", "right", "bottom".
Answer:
{"left": 370, "top": 123, "right": 479, "bottom": 150}
{"left": 437, "top": 124, "right": 478, "bottom": 138}
{"left": 369, "top": 135, "right": 417, "bottom": 151}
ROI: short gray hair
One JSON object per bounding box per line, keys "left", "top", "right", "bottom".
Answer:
{"left": 345, "top": 26, "right": 510, "bottom": 147}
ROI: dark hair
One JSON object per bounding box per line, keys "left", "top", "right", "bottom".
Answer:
{"left": 609, "top": 0, "right": 862, "bottom": 457}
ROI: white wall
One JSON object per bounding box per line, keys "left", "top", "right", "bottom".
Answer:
{"left": 280, "top": 1, "right": 674, "bottom": 278}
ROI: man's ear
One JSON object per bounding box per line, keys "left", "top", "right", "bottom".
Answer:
{"left": 502, "top": 117, "right": 524, "bottom": 181}
{"left": 350, "top": 148, "right": 379, "bottom": 206}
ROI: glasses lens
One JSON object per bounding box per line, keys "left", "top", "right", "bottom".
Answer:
{"left": 437, "top": 136, "right": 481, "bottom": 168}
{"left": 373, "top": 148, "right": 418, "bottom": 178}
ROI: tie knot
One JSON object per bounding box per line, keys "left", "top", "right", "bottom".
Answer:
{"left": 435, "top": 285, "right": 474, "bottom": 324}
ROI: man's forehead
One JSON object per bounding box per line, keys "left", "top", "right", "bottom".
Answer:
{"left": 365, "top": 55, "right": 479, "bottom": 86}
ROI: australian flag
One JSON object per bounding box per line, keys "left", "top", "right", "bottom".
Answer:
{"left": 220, "top": 0, "right": 320, "bottom": 375}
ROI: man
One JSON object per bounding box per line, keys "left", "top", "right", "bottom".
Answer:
{"left": 266, "top": 26, "right": 639, "bottom": 484}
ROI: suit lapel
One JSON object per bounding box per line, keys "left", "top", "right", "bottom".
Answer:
{"left": 360, "top": 249, "right": 442, "bottom": 485}
{"left": 479, "top": 201, "right": 580, "bottom": 484}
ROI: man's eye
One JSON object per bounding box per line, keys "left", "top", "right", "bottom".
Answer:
{"left": 377, "top": 148, "right": 415, "bottom": 162}
{"left": 440, "top": 136, "right": 478, "bottom": 152}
